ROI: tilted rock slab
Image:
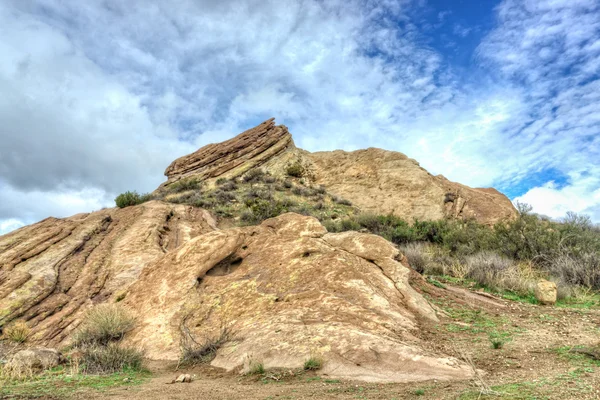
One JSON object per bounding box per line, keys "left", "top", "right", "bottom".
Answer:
{"left": 0, "top": 201, "right": 215, "bottom": 345}
{"left": 163, "top": 118, "right": 516, "bottom": 224}
{"left": 122, "top": 213, "right": 473, "bottom": 382}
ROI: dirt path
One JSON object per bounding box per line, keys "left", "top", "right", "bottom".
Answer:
{"left": 74, "top": 284, "right": 600, "bottom": 400}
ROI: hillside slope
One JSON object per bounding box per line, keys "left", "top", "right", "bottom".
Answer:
{"left": 163, "top": 118, "right": 516, "bottom": 224}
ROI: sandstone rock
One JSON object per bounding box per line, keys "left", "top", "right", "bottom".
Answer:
{"left": 0, "top": 201, "right": 215, "bottom": 345}
{"left": 169, "top": 374, "right": 193, "bottom": 383}
{"left": 122, "top": 213, "right": 473, "bottom": 382}
{"left": 5, "top": 347, "right": 63, "bottom": 375}
{"left": 163, "top": 118, "right": 297, "bottom": 187}
{"left": 161, "top": 118, "right": 516, "bottom": 224}
{"left": 535, "top": 280, "right": 557, "bottom": 305}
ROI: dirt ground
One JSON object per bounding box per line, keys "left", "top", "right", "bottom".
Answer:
{"left": 68, "top": 282, "right": 600, "bottom": 400}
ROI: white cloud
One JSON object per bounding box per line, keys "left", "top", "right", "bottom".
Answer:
{"left": 0, "top": 0, "right": 598, "bottom": 230}
{"left": 0, "top": 219, "right": 24, "bottom": 235}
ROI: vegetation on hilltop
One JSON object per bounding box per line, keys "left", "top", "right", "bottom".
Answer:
{"left": 115, "top": 169, "right": 600, "bottom": 302}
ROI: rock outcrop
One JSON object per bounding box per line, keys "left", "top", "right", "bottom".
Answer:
{"left": 123, "top": 213, "right": 472, "bottom": 382}
{"left": 163, "top": 118, "right": 516, "bottom": 224}
{"left": 0, "top": 209, "right": 473, "bottom": 382}
{"left": 162, "top": 118, "right": 297, "bottom": 187}
{"left": 0, "top": 201, "right": 215, "bottom": 345}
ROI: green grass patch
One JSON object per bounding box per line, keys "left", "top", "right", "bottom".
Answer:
{"left": 0, "top": 367, "right": 150, "bottom": 398}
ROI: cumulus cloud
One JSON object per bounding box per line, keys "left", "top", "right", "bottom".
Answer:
{"left": 0, "top": 0, "right": 599, "bottom": 234}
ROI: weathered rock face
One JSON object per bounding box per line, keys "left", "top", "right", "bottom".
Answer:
{"left": 0, "top": 201, "right": 215, "bottom": 345}
{"left": 0, "top": 209, "right": 473, "bottom": 382}
{"left": 163, "top": 118, "right": 516, "bottom": 224}
{"left": 123, "top": 213, "right": 472, "bottom": 382}
{"left": 163, "top": 118, "right": 298, "bottom": 188}
{"left": 308, "top": 148, "right": 517, "bottom": 224}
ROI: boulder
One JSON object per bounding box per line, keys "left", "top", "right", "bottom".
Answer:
{"left": 0, "top": 201, "right": 216, "bottom": 346}
{"left": 535, "top": 280, "right": 557, "bottom": 305}
{"left": 5, "top": 347, "right": 63, "bottom": 376}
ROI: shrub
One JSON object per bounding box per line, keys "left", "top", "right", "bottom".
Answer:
{"left": 3, "top": 320, "right": 30, "bottom": 343}
{"left": 283, "top": 180, "right": 293, "bottom": 189}
{"left": 248, "top": 361, "right": 265, "bottom": 375}
{"left": 331, "top": 196, "right": 352, "bottom": 206}
{"left": 241, "top": 200, "right": 286, "bottom": 224}
{"left": 399, "top": 243, "right": 432, "bottom": 274}
{"left": 73, "top": 304, "right": 135, "bottom": 346}
{"left": 286, "top": 163, "right": 304, "bottom": 177}
{"left": 464, "top": 251, "right": 532, "bottom": 294}
{"left": 179, "top": 327, "right": 232, "bottom": 366}
{"left": 214, "top": 190, "right": 237, "bottom": 203}
{"left": 79, "top": 343, "right": 144, "bottom": 374}
{"left": 243, "top": 169, "right": 266, "bottom": 183}
{"left": 215, "top": 178, "right": 227, "bottom": 185}
{"left": 220, "top": 180, "right": 238, "bottom": 191}
{"left": 292, "top": 186, "right": 311, "bottom": 197}
{"left": 314, "top": 185, "right": 327, "bottom": 195}
{"left": 545, "top": 252, "right": 600, "bottom": 290}
{"left": 115, "top": 191, "right": 151, "bottom": 208}
{"left": 169, "top": 178, "right": 202, "bottom": 193}
{"left": 303, "top": 356, "right": 323, "bottom": 371}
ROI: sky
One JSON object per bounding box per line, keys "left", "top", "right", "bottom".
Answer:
{"left": 0, "top": 0, "right": 599, "bottom": 234}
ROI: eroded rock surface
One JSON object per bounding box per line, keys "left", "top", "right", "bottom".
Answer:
{"left": 163, "top": 118, "right": 298, "bottom": 187}
{"left": 123, "top": 213, "right": 473, "bottom": 382}
{"left": 0, "top": 201, "right": 215, "bottom": 345}
{"left": 162, "top": 118, "right": 516, "bottom": 224}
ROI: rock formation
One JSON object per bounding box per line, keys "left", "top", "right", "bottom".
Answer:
{"left": 163, "top": 118, "right": 516, "bottom": 224}
{"left": 0, "top": 118, "right": 519, "bottom": 383}
{"left": 0, "top": 201, "right": 215, "bottom": 344}
{"left": 1, "top": 209, "right": 473, "bottom": 382}
{"left": 123, "top": 213, "right": 472, "bottom": 382}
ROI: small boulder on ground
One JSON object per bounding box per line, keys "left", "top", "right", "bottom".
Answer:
{"left": 168, "top": 374, "right": 193, "bottom": 384}
{"left": 535, "top": 280, "right": 557, "bottom": 305}
{"left": 4, "top": 347, "right": 63, "bottom": 376}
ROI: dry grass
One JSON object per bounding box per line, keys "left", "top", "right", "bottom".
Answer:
{"left": 73, "top": 304, "right": 135, "bottom": 346}
{"left": 78, "top": 343, "right": 144, "bottom": 374}
{"left": 3, "top": 320, "right": 30, "bottom": 343}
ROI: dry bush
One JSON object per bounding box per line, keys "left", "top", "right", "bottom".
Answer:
{"left": 399, "top": 243, "right": 434, "bottom": 274}
{"left": 3, "top": 320, "right": 30, "bottom": 343}
{"left": 79, "top": 343, "right": 143, "bottom": 374}
{"left": 544, "top": 252, "right": 600, "bottom": 290}
{"left": 73, "top": 304, "right": 135, "bottom": 346}
{"left": 464, "top": 252, "right": 534, "bottom": 294}
{"left": 179, "top": 327, "right": 233, "bottom": 367}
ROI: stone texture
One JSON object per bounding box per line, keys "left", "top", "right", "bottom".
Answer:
{"left": 5, "top": 347, "right": 63, "bottom": 374}
{"left": 122, "top": 213, "right": 473, "bottom": 382}
{"left": 535, "top": 279, "right": 557, "bottom": 305}
{"left": 0, "top": 201, "right": 215, "bottom": 345}
{"left": 162, "top": 118, "right": 297, "bottom": 188}
{"left": 161, "top": 118, "right": 516, "bottom": 224}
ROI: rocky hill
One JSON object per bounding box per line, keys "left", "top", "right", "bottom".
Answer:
{"left": 162, "top": 118, "right": 516, "bottom": 224}
{"left": 0, "top": 118, "right": 520, "bottom": 383}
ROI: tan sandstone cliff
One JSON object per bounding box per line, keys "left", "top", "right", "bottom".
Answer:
{"left": 0, "top": 118, "right": 518, "bottom": 383}
{"left": 162, "top": 118, "right": 516, "bottom": 224}
{"left": 0, "top": 208, "right": 473, "bottom": 382}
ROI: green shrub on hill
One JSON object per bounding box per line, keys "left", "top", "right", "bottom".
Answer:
{"left": 115, "top": 191, "right": 152, "bottom": 208}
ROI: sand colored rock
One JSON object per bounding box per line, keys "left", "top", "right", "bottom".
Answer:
{"left": 122, "top": 213, "right": 473, "bottom": 382}
{"left": 5, "top": 347, "right": 63, "bottom": 374}
{"left": 163, "top": 119, "right": 516, "bottom": 224}
{"left": 162, "top": 118, "right": 298, "bottom": 188}
{"left": 0, "top": 201, "right": 215, "bottom": 345}
{"left": 535, "top": 280, "right": 557, "bottom": 305}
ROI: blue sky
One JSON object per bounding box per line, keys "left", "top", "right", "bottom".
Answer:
{"left": 0, "top": 0, "right": 599, "bottom": 234}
